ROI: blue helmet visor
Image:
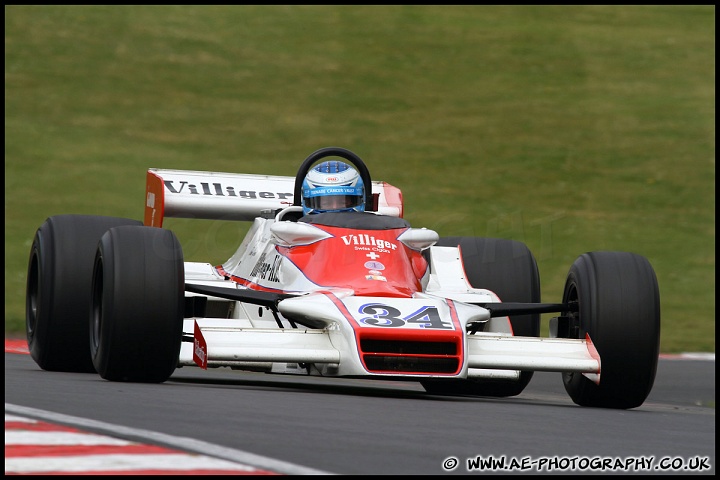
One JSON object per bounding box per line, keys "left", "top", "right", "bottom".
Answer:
{"left": 302, "top": 186, "right": 364, "bottom": 212}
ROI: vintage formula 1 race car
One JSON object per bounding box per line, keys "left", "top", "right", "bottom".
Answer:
{"left": 26, "top": 147, "right": 661, "bottom": 409}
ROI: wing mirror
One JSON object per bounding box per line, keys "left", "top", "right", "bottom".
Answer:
{"left": 398, "top": 228, "right": 439, "bottom": 251}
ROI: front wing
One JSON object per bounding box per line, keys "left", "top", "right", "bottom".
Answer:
{"left": 177, "top": 289, "right": 601, "bottom": 383}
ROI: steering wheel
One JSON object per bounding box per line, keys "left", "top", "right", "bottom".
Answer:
{"left": 293, "top": 147, "right": 375, "bottom": 211}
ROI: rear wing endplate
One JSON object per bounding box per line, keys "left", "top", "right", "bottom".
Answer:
{"left": 144, "top": 168, "right": 404, "bottom": 227}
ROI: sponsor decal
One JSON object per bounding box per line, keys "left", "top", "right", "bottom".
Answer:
{"left": 365, "top": 274, "right": 387, "bottom": 282}
{"left": 341, "top": 234, "right": 398, "bottom": 250}
{"left": 193, "top": 320, "right": 208, "bottom": 370}
{"left": 163, "top": 180, "right": 293, "bottom": 201}
{"left": 364, "top": 261, "right": 385, "bottom": 270}
{"left": 250, "top": 252, "right": 282, "bottom": 282}
{"left": 305, "top": 186, "right": 361, "bottom": 197}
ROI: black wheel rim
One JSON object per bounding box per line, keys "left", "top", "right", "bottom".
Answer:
{"left": 26, "top": 250, "right": 39, "bottom": 339}
{"left": 91, "top": 255, "right": 104, "bottom": 353}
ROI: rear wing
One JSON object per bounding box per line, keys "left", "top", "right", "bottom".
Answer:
{"left": 144, "top": 168, "right": 404, "bottom": 227}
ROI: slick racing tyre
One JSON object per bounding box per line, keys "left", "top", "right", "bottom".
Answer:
{"left": 561, "top": 251, "right": 660, "bottom": 409}
{"left": 421, "top": 237, "right": 541, "bottom": 397}
{"left": 26, "top": 215, "right": 142, "bottom": 372}
{"left": 91, "top": 225, "right": 184, "bottom": 383}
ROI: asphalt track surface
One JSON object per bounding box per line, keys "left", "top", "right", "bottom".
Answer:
{"left": 5, "top": 346, "right": 715, "bottom": 475}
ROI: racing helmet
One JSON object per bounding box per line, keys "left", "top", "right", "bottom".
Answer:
{"left": 301, "top": 161, "right": 365, "bottom": 215}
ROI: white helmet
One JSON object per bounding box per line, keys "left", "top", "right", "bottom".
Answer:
{"left": 301, "top": 161, "right": 365, "bottom": 215}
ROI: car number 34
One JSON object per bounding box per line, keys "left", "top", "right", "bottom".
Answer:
{"left": 357, "top": 303, "right": 452, "bottom": 329}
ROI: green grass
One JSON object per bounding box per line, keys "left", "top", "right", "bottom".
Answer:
{"left": 5, "top": 5, "right": 715, "bottom": 353}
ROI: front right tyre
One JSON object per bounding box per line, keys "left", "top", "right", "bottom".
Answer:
{"left": 91, "top": 225, "right": 184, "bottom": 383}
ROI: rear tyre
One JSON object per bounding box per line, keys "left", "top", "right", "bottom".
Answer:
{"left": 26, "top": 215, "right": 142, "bottom": 372}
{"left": 421, "top": 237, "right": 541, "bottom": 397}
{"left": 91, "top": 225, "right": 184, "bottom": 383}
{"left": 561, "top": 251, "right": 660, "bottom": 409}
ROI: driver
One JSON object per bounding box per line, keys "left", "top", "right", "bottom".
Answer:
{"left": 300, "top": 161, "right": 365, "bottom": 215}
{"left": 298, "top": 157, "right": 410, "bottom": 230}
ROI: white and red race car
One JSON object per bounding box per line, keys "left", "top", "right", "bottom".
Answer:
{"left": 26, "top": 147, "right": 661, "bottom": 409}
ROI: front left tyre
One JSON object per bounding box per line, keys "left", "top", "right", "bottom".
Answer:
{"left": 26, "top": 215, "right": 142, "bottom": 372}
{"left": 91, "top": 225, "right": 184, "bottom": 383}
{"left": 560, "top": 251, "right": 660, "bottom": 409}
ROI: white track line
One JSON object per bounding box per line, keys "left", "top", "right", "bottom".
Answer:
{"left": 5, "top": 403, "right": 332, "bottom": 475}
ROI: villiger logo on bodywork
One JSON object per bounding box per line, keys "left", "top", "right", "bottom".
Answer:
{"left": 341, "top": 234, "right": 398, "bottom": 250}
{"left": 164, "top": 180, "right": 294, "bottom": 200}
